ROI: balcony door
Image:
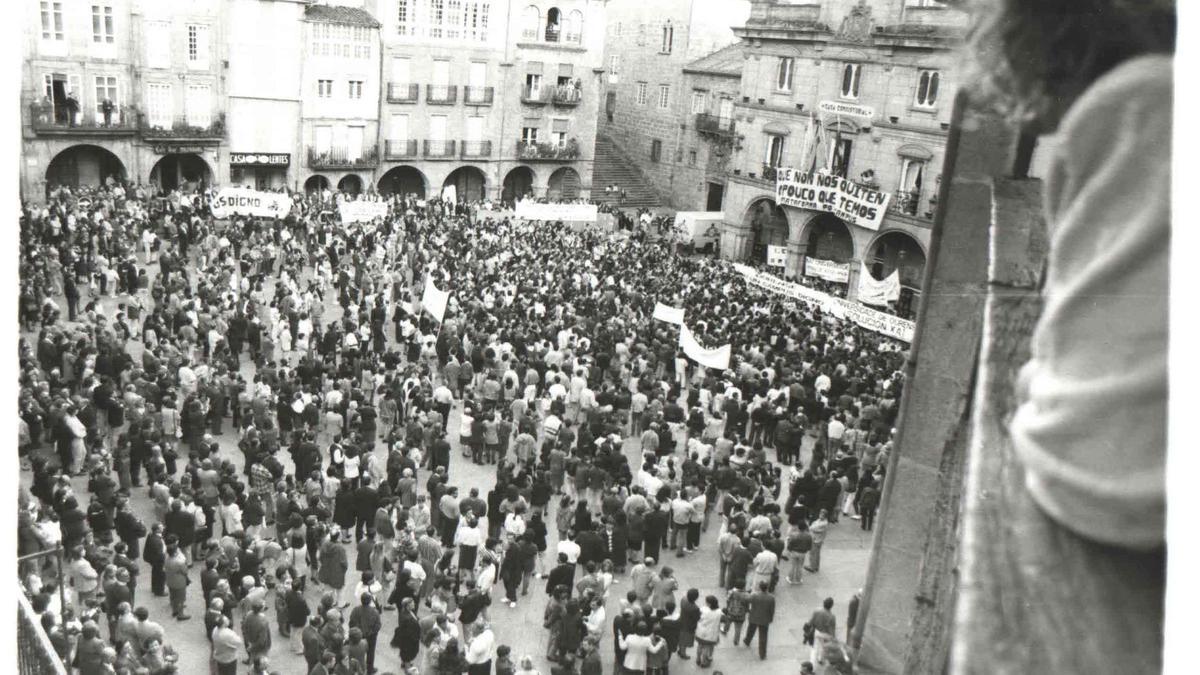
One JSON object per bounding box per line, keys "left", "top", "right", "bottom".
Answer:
{"left": 314, "top": 125, "right": 332, "bottom": 155}
{"left": 468, "top": 62, "right": 486, "bottom": 100}
{"left": 432, "top": 60, "right": 450, "bottom": 99}
{"left": 430, "top": 115, "right": 447, "bottom": 154}
{"left": 718, "top": 97, "right": 734, "bottom": 126}
{"left": 347, "top": 126, "right": 364, "bottom": 161}
{"left": 466, "top": 116, "right": 483, "bottom": 151}
{"left": 390, "top": 114, "right": 408, "bottom": 143}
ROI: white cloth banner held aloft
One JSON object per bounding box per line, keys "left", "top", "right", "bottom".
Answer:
{"left": 857, "top": 263, "right": 901, "bottom": 306}
{"left": 515, "top": 201, "right": 599, "bottom": 222}
{"left": 679, "top": 324, "right": 732, "bottom": 370}
{"left": 803, "top": 257, "right": 850, "bottom": 283}
{"left": 209, "top": 187, "right": 292, "bottom": 219}
{"left": 767, "top": 245, "right": 788, "bottom": 268}
{"left": 338, "top": 200, "right": 389, "bottom": 223}
{"left": 652, "top": 303, "right": 685, "bottom": 325}
{"left": 422, "top": 276, "right": 450, "bottom": 322}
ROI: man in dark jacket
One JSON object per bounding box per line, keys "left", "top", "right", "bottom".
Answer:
{"left": 743, "top": 581, "right": 776, "bottom": 659}
{"left": 353, "top": 477, "right": 380, "bottom": 541}
{"left": 142, "top": 524, "right": 167, "bottom": 596}
{"left": 242, "top": 599, "right": 272, "bottom": 663}
{"left": 301, "top": 616, "right": 324, "bottom": 669}
{"left": 545, "top": 552, "right": 576, "bottom": 597}
{"left": 392, "top": 597, "right": 421, "bottom": 667}
{"left": 349, "top": 592, "right": 382, "bottom": 673}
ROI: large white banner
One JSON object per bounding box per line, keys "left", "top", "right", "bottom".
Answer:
{"left": 774, "top": 168, "right": 891, "bottom": 230}
{"left": 209, "top": 187, "right": 292, "bottom": 219}
{"left": 422, "top": 276, "right": 450, "bottom": 322}
{"left": 679, "top": 324, "right": 732, "bottom": 370}
{"left": 804, "top": 257, "right": 850, "bottom": 283}
{"left": 515, "top": 201, "right": 599, "bottom": 222}
{"left": 338, "top": 200, "right": 389, "bottom": 223}
{"left": 767, "top": 245, "right": 788, "bottom": 268}
{"left": 733, "top": 265, "right": 914, "bottom": 342}
{"left": 857, "top": 263, "right": 901, "bottom": 307}
{"left": 652, "top": 303, "right": 685, "bottom": 325}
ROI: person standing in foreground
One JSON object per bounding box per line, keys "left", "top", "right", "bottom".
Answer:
{"left": 808, "top": 597, "right": 837, "bottom": 666}
{"left": 163, "top": 537, "right": 190, "bottom": 620}
{"left": 741, "top": 581, "right": 775, "bottom": 659}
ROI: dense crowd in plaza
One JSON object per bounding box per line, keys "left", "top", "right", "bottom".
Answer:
{"left": 17, "top": 179, "right": 904, "bottom": 675}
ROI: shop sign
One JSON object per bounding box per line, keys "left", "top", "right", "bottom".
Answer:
{"left": 152, "top": 143, "right": 210, "bottom": 155}
{"left": 230, "top": 152, "right": 291, "bottom": 167}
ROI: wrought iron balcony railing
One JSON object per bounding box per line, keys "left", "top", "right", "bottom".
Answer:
{"left": 463, "top": 86, "right": 495, "bottom": 105}
{"left": 460, "top": 140, "right": 493, "bottom": 158}
{"left": 384, "top": 139, "right": 419, "bottom": 160}
{"left": 426, "top": 84, "right": 458, "bottom": 105}
{"left": 695, "top": 112, "right": 735, "bottom": 136}
{"left": 307, "top": 145, "right": 380, "bottom": 169}
{"left": 423, "top": 139, "right": 457, "bottom": 158}
{"left": 517, "top": 139, "right": 581, "bottom": 161}
{"left": 139, "top": 113, "right": 226, "bottom": 141}
{"left": 28, "top": 102, "right": 137, "bottom": 135}
{"left": 387, "top": 83, "right": 420, "bottom": 103}
{"left": 521, "top": 85, "right": 552, "bottom": 104}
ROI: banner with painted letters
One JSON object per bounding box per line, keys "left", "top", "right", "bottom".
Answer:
{"left": 767, "top": 245, "right": 788, "bottom": 268}
{"left": 804, "top": 257, "right": 850, "bottom": 283}
{"left": 515, "top": 201, "right": 599, "bottom": 222}
{"left": 652, "top": 303, "right": 685, "bottom": 325}
{"left": 209, "top": 187, "right": 292, "bottom": 219}
{"left": 337, "top": 200, "right": 389, "bottom": 223}
{"left": 774, "top": 167, "right": 891, "bottom": 231}
{"left": 731, "top": 264, "right": 914, "bottom": 342}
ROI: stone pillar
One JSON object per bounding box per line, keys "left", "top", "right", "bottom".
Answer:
{"left": 785, "top": 238, "right": 805, "bottom": 279}
{"left": 720, "top": 221, "right": 752, "bottom": 261}
{"left": 846, "top": 260, "right": 861, "bottom": 302}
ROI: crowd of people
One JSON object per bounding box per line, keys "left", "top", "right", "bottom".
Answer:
{"left": 17, "top": 179, "right": 903, "bottom": 675}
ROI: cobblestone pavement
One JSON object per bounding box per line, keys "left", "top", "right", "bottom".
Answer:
{"left": 21, "top": 250, "right": 873, "bottom": 675}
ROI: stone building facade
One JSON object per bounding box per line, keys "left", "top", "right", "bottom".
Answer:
{"left": 21, "top": 0, "right": 229, "bottom": 199}
{"left": 597, "top": 0, "right": 750, "bottom": 207}
{"left": 718, "top": 0, "right": 966, "bottom": 313}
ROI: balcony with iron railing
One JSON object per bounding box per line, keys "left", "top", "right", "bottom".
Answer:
{"left": 426, "top": 84, "right": 458, "bottom": 105}
{"left": 516, "top": 138, "right": 581, "bottom": 161}
{"left": 384, "top": 139, "right": 419, "bottom": 160}
{"left": 387, "top": 83, "right": 420, "bottom": 103}
{"left": 460, "top": 140, "right": 493, "bottom": 159}
{"left": 551, "top": 85, "right": 583, "bottom": 106}
{"left": 888, "top": 188, "right": 937, "bottom": 222}
{"left": 463, "top": 86, "right": 495, "bottom": 105}
{"left": 423, "top": 139, "right": 457, "bottom": 159}
{"left": 695, "top": 113, "right": 735, "bottom": 137}
{"left": 28, "top": 102, "right": 138, "bottom": 136}
{"left": 139, "top": 113, "right": 226, "bottom": 142}
{"left": 307, "top": 145, "right": 380, "bottom": 169}
{"left": 521, "top": 85, "right": 552, "bottom": 105}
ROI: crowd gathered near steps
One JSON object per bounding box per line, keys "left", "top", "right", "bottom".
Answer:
{"left": 17, "top": 180, "right": 904, "bottom": 675}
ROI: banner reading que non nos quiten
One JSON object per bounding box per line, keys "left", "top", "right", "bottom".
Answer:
{"left": 774, "top": 168, "right": 891, "bottom": 231}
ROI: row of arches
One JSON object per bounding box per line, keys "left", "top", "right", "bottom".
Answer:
{"left": 41, "top": 145, "right": 583, "bottom": 202}
{"left": 45, "top": 144, "right": 213, "bottom": 192}
{"left": 744, "top": 196, "right": 928, "bottom": 315}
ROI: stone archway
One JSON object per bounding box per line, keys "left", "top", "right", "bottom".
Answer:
{"left": 743, "top": 198, "right": 788, "bottom": 263}
{"left": 443, "top": 166, "right": 487, "bottom": 202}
{"left": 46, "top": 144, "right": 127, "bottom": 190}
{"left": 337, "top": 174, "right": 363, "bottom": 194}
{"left": 547, "top": 166, "right": 581, "bottom": 200}
{"left": 378, "top": 165, "right": 428, "bottom": 198}
{"left": 304, "top": 175, "right": 330, "bottom": 193}
{"left": 148, "top": 153, "right": 212, "bottom": 192}
{"left": 801, "top": 213, "right": 855, "bottom": 262}
{"left": 502, "top": 166, "right": 536, "bottom": 203}
{"left": 865, "top": 229, "right": 927, "bottom": 318}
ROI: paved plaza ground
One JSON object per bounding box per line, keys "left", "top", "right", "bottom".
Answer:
{"left": 21, "top": 241, "right": 873, "bottom": 675}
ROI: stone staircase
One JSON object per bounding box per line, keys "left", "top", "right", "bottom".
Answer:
{"left": 591, "top": 133, "right": 663, "bottom": 209}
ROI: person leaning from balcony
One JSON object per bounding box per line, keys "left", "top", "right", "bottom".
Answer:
{"left": 971, "top": 0, "right": 1174, "bottom": 550}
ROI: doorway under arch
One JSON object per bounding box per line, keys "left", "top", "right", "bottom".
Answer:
{"left": 46, "top": 144, "right": 127, "bottom": 189}
{"left": 304, "top": 175, "right": 330, "bottom": 193}
{"left": 378, "top": 165, "right": 428, "bottom": 198}
{"left": 743, "top": 198, "right": 788, "bottom": 263}
{"left": 801, "top": 213, "right": 855, "bottom": 262}
{"left": 865, "top": 229, "right": 927, "bottom": 318}
{"left": 547, "top": 167, "right": 581, "bottom": 201}
{"left": 502, "top": 166, "right": 536, "bottom": 203}
{"left": 443, "top": 166, "right": 487, "bottom": 202}
{"left": 337, "top": 174, "right": 363, "bottom": 194}
{"left": 149, "top": 153, "right": 212, "bottom": 192}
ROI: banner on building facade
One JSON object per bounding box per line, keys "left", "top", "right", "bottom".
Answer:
{"left": 767, "top": 245, "right": 788, "bottom": 268}
{"left": 338, "top": 200, "right": 389, "bottom": 223}
{"left": 515, "top": 201, "right": 599, "bottom": 222}
{"left": 652, "top": 302, "right": 685, "bottom": 325}
{"left": 804, "top": 257, "right": 850, "bottom": 283}
{"left": 774, "top": 168, "right": 892, "bottom": 231}
{"left": 857, "top": 263, "right": 902, "bottom": 306}
{"left": 731, "top": 264, "right": 914, "bottom": 342}
{"left": 679, "top": 323, "right": 732, "bottom": 370}
{"left": 209, "top": 187, "right": 292, "bottom": 219}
